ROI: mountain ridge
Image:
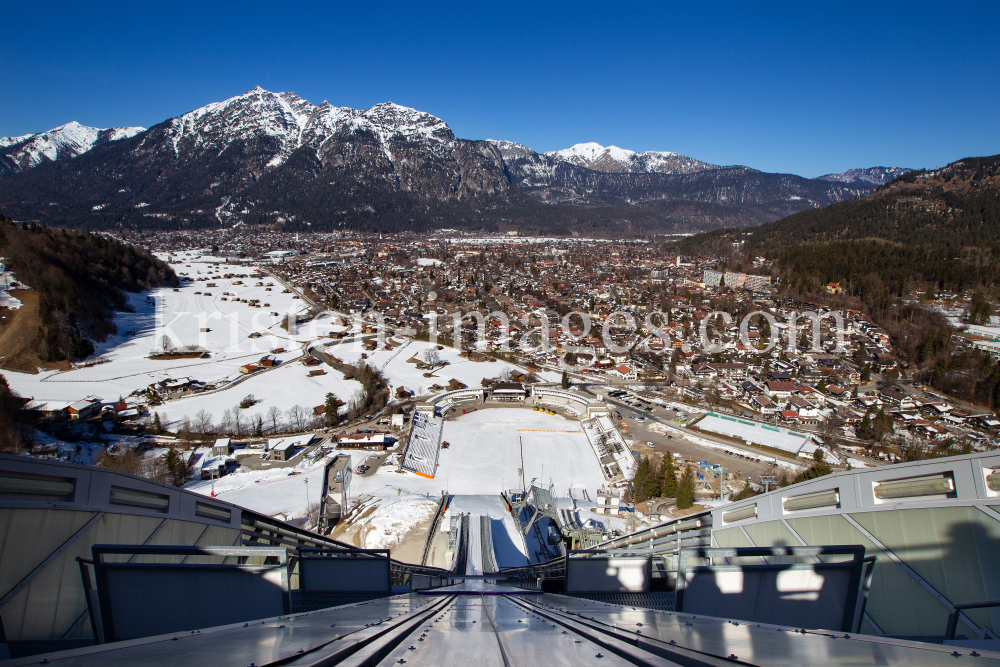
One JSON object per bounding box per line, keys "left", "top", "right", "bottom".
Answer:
{"left": 0, "top": 121, "right": 145, "bottom": 178}
{"left": 542, "top": 141, "right": 718, "bottom": 175}
{"left": 0, "top": 87, "right": 908, "bottom": 234}
{"left": 815, "top": 166, "right": 912, "bottom": 188}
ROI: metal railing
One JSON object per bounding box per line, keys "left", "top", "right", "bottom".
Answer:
{"left": 945, "top": 600, "right": 1000, "bottom": 641}
{"left": 593, "top": 510, "right": 714, "bottom": 556}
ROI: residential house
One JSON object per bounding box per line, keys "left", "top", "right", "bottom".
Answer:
{"left": 67, "top": 399, "right": 101, "bottom": 420}
{"left": 765, "top": 381, "right": 795, "bottom": 400}
{"left": 752, "top": 394, "right": 777, "bottom": 414}
{"left": 612, "top": 364, "right": 637, "bottom": 381}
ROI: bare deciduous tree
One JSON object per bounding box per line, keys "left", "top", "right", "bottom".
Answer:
{"left": 220, "top": 408, "right": 233, "bottom": 435}
{"left": 287, "top": 405, "right": 306, "bottom": 432}
{"left": 195, "top": 409, "right": 213, "bottom": 435}
{"left": 232, "top": 406, "right": 244, "bottom": 437}
{"left": 267, "top": 405, "right": 282, "bottom": 433}
{"left": 422, "top": 347, "right": 440, "bottom": 367}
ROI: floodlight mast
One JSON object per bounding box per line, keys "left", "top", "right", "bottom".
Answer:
{"left": 759, "top": 475, "right": 777, "bottom": 493}
{"left": 304, "top": 478, "right": 310, "bottom": 527}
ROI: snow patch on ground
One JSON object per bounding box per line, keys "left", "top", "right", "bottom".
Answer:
{"left": 357, "top": 496, "right": 438, "bottom": 549}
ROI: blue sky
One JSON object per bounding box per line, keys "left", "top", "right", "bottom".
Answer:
{"left": 2, "top": 1, "right": 998, "bottom": 177}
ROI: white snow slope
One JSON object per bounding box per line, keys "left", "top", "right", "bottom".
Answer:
{"left": 0, "top": 121, "right": 144, "bottom": 173}
{"left": 544, "top": 142, "right": 717, "bottom": 174}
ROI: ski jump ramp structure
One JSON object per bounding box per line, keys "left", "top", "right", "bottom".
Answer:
{"left": 2, "top": 449, "right": 1000, "bottom": 663}
{"left": 400, "top": 411, "right": 444, "bottom": 478}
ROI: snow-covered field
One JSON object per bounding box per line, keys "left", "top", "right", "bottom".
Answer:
{"left": 3, "top": 252, "right": 315, "bottom": 411}
{"left": 646, "top": 420, "right": 804, "bottom": 472}
{"left": 358, "top": 338, "right": 560, "bottom": 395}
{"left": 436, "top": 409, "right": 605, "bottom": 496}
{"left": 694, "top": 415, "right": 816, "bottom": 456}
{"left": 354, "top": 496, "right": 439, "bottom": 550}
{"left": 1, "top": 251, "right": 552, "bottom": 431}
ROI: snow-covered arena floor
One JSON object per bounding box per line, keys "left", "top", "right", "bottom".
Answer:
{"left": 196, "top": 409, "right": 606, "bottom": 512}
{"left": 436, "top": 408, "right": 605, "bottom": 497}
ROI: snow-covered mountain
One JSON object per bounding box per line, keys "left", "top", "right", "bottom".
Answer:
{"left": 0, "top": 121, "right": 144, "bottom": 176}
{"left": 544, "top": 142, "right": 717, "bottom": 174}
{"left": 0, "top": 87, "right": 510, "bottom": 229}
{"left": 164, "top": 87, "right": 458, "bottom": 169}
{"left": 815, "top": 166, "right": 911, "bottom": 187}
{"left": 0, "top": 87, "right": 887, "bottom": 234}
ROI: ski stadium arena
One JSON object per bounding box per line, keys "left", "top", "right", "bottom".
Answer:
{"left": 0, "top": 385, "right": 999, "bottom": 665}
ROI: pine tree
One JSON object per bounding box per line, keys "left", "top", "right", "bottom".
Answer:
{"left": 162, "top": 448, "right": 188, "bottom": 487}
{"left": 676, "top": 467, "right": 696, "bottom": 509}
{"left": 859, "top": 412, "right": 873, "bottom": 440}
{"left": 971, "top": 291, "right": 992, "bottom": 325}
{"left": 561, "top": 370, "right": 569, "bottom": 389}
{"left": 324, "top": 392, "right": 339, "bottom": 427}
{"left": 152, "top": 412, "right": 162, "bottom": 434}
{"left": 874, "top": 408, "right": 893, "bottom": 440}
{"left": 642, "top": 459, "right": 661, "bottom": 501}
{"left": 633, "top": 457, "right": 654, "bottom": 503}
{"left": 792, "top": 459, "right": 833, "bottom": 484}
{"left": 660, "top": 452, "right": 677, "bottom": 498}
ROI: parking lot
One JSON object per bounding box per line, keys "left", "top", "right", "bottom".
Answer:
{"left": 598, "top": 393, "right": 782, "bottom": 483}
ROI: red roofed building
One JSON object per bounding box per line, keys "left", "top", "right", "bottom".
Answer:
{"left": 612, "top": 364, "right": 637, "bottom": 381}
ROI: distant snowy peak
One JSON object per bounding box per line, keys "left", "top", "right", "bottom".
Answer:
{"left": 0, "top": 134, "right": 33, "bottom": 149}
{"left": 486, "top": 139, "right": 537, "bottom": 161}
{"left": 100, "top": 126, "right": 145, "bottom": 142}
{"left": 0, "top": 121, "right": 145, "bottom": 174}
{"left": 164, "top": 86, "right": 454, "bottom": 166}
{"left": 815, "top": 167, "right": 911, "bottom": 187}
{"left": 544, "top": 142, "right": 717, "bottom": 174}
{"left": 550, "top": 141, "right": 638, "bottom": 165}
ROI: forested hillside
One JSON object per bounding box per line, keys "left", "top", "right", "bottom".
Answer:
{"left": 0, "top": 217, "right": 177, "bottom": 365}
{"left": 675, "top": 154, "right": 1000, "bottom": 294}
{"left": 671, "top": 155, "right": 1000, "bottom": 408}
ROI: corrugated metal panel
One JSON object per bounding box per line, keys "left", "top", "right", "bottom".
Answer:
{"left": 787, "top": 513, "right": 954, "bottom": 637}
{"left": 711, "top": 527, "right": 753, "bottom": 548}
{"left": 742, "top": 520, "right": 805, "bottom": 565}
{"left": 0, "top": 512, "right": 238, "bottom": 641}
{"left": 0, "top": 508, "right": 97, "bottom": 599}
{"left": 851, "top": 505, "right": 1000, "bottom": 636}
{"left": 3, "top": 512, "right": 163, "bottom": 640}
{"left": 134, "top": 519, "right": 215, "bottom": 564}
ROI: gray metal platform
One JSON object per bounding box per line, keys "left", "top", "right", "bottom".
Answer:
{"left": 4, "top": 586, "right": 997, "bottom": 666}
